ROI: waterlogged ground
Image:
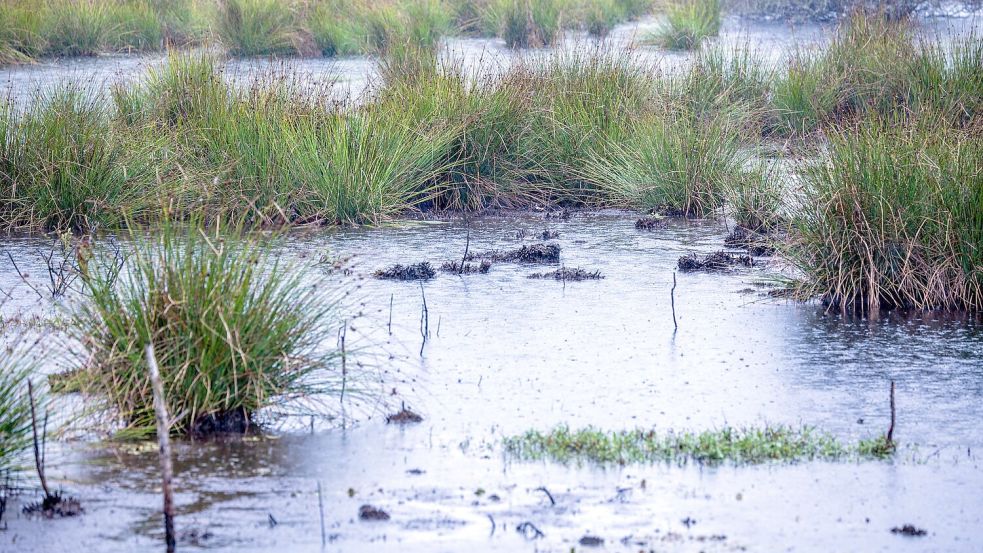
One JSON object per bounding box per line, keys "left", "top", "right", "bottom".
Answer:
{"left": 2, "top": 14, "right": 981, "bottom": 109}
{"left": 0, "top": 212, "right": 981, "bottom": 552}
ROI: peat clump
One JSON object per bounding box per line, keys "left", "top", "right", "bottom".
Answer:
{"left": 190, "top": 408, "right": 252, "bottom": 436}
{"left": 891, "top": 524, "right": 927, "bottom": 537}
{"left": 678, "top": 251, "right": 754, "bottom": 272}
{"left": 467, "top": 243, "right": 560, "bottom": 264}
{"left": 528, "top": 268, "right": 604, "bottom": 281}
{"left": 23, "top": 491, "right": 82, "bottom": 519}
{"left": 724, "top": 226, "right": 776, "bottom": 256}
{"left": 359, "top": 505, "right": 391, "bottom": 521}
{"left": 440, "top": 260, "right": 491, "bottom": 275}
{"left": 374, "top": 262, "right": 436, "bottom": 281}
{"left": 386, "top": 404, "right": 423, "bottom": 424}
{"left": 635, "top": 217, "right": 668, "bottom": 231}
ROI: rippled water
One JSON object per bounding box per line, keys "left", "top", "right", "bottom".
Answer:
{"left": 0, "top": 211, "right": 981, "bottom": 552}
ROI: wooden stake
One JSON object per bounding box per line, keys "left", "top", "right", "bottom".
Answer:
{"left": 146, "top": 344, "right": 176, "bottom": 553}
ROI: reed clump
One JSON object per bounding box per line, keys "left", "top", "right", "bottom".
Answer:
{"left": 70, "top": 222, "right": 345, "bottom": 437}
{"left": 0, "top": 86, "right": 161, "bottom": 232}
{"left": 789, "top": 114, "right": 983, "bottom": 313}
{"left": 771, "top": 10, "right": 983, "bottom": 135}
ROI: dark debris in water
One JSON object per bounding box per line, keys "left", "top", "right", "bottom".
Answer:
{"left": 373, "top": 262, "right": 436, "bottom": 281}
{"left": 545, "top": 208, "right": 571, "bottom": 221}
{"left": 635, "top": 217, "right": 668, "bottom": 231}
{"left": 386, "top": 404, "right": 424, "bottom": 424}
{"left": 23, "top": 492, "right": 82, "bottom": 519}
{"left": 358, "top": 504, "right": 391, "bottom": 521}
{"left": 891, "top": 524, "right": 927, "bottom": 537}
{"left": 678, "top": 251, "right": 754, "bottom": 273}
{"left": 725, "top": 225, "right": 777, "bottom": 256}
{"left": 528, "top": 267, "right": 604, "bottom": 281}
{"left": 579, "top": 535, "right": 605, "bottom": 547}
{"left": 190, "top": 407, "right": 252, "bottom": 437}
{"left": 440, "top": 260, "right": 491, "bottom": 274}
{"left": 467, "top": 243, "right": 560, "bottom": 264}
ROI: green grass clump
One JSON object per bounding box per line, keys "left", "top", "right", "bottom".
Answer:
{"left": 647, "top": 0, "right": 721, "bottom": 50}
{"left": 108, "top": 0, "right": 164, "bottom": 52}
{"left": 583, "top": 106, "right": 747, "bottom": 217}
{"left": 41, "top": 0, "right": 114, "bottom": 57}
{"left": 488, "top": 0, "right": 564, "bottom": 48}
{"left": 71, "top": 222, "right": 344, "bottom": 437}
{"left": 217, "top": 0, "right": 302, "bottom": 56}
{"left": 789, "top": 114, "right": 983, "bottom": 312}
{"left": 0, "top": 349, "right": 36, "bottom": 472}
{"left": 515, "top": 48, "right": 655, "bottom": 201}
{"left": 0, "top": 87, "right": 160, "bottom": 232}
{"left": 505, "top": 424, "right": 895, "bottom": 465}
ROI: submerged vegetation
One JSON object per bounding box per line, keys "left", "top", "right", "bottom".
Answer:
{"left": 69, "top": 222, "right": 344, "bottom": 437}
{"left": 505, "top": 425, "right": 896, "bottom": 464}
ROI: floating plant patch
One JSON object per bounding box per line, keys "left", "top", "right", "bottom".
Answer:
{"left": 440, "top": 260, "right": 492, "bottom": 274}
{"left": 466, "top": 243, "right": 560, "bottom": 264}
{"left": 678, "top": 251, "right": 754, "bottom": 272}
{"left": 724, "top": 226, "right": 776, "bottom": 256}
{"left": 373, "top": 262, "right": 436, "bottom": 281}
{"left": 635, "top": 217, "right": 668, "bottom": 230}
{"left": 528, "top": 267, "right": 604, "bottom": 281}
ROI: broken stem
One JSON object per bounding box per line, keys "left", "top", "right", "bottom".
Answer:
{"left": 419, "top": 282, "right": 429, "bottom": 356}
{"left": 146, "top": 344, "right": 176, "bottom": 553}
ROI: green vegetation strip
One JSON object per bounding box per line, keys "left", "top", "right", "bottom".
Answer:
{"left": 505, "top": 425, "right": 895, "bottom": 464}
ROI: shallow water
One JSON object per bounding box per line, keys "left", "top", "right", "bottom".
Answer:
{"left": 1, "top": 212, "right": 981, "bottom": 552}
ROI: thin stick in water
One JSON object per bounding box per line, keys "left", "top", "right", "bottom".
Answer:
{"left": 387, "top": 293, "right": 393, "bottom": 335}
{"left": 146, "top": 344, "right": 176, "bottom": 553}
{"left": 317, "top": 481, "right": 326, "bottom": 546}
{"left": 671, "top": 272, "right": 678, "bottom": 331}
{"left": 419, "top": 283, "right": 429, "bottom": 356}
{"left": 27, "top": 381, "right": 49, "bottom": 499}
{"left": 887, "top": 380, "right": 896, "bottom": 446}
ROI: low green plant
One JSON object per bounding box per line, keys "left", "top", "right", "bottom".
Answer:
{"left": 647, "top": 0, "right": 721, "bottom": 50}
{"left": 108, "top": 0, "right": 164, "bottom": 52}
{"left": 505, "top": 424, "right": 896, "bottom": 465}
{"left": 789, "top": 114, "right": 983, "bottom": 312}
{"left": 491, "top": 0, "right": 563, "bottom": 48}
{"left": 72, "top": 222, "right": 345, "bottom": 437}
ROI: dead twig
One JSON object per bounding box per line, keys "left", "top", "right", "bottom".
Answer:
{"left": 887, "top": 380, "right": 896, "bottom": 446}
{"left": 671, "top": 272, "right": 678, "bottom": 331}
{"left": 145, "top": 344, "right": 176, "bottom": 553}
{"left": 535, "top": 486, "right": 555, "bottom": 506}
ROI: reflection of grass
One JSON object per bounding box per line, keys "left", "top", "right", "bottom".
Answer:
{"left": 505, "top": 425, "right": 896, "bottom": 464}
{"left": 647, "top": 0, "right": 721, "bottom": 50}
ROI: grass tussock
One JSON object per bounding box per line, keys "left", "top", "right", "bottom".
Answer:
{"left": 505, "top": 424, "right": 896, "bottom": 465}
{"left": 71, "top": 222, "right": 345, "bottom": 437}
{"left": 647, "top": 0, "right": 722, "bottom": 50}
{"left": 0, "top": 86, "right": 161, "bottom": 232}
{"left": 771, "top": 10, "right": 983, "bottom": 135}
{"left": 789, "top": 114, "right": 983, "bottom": 313}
